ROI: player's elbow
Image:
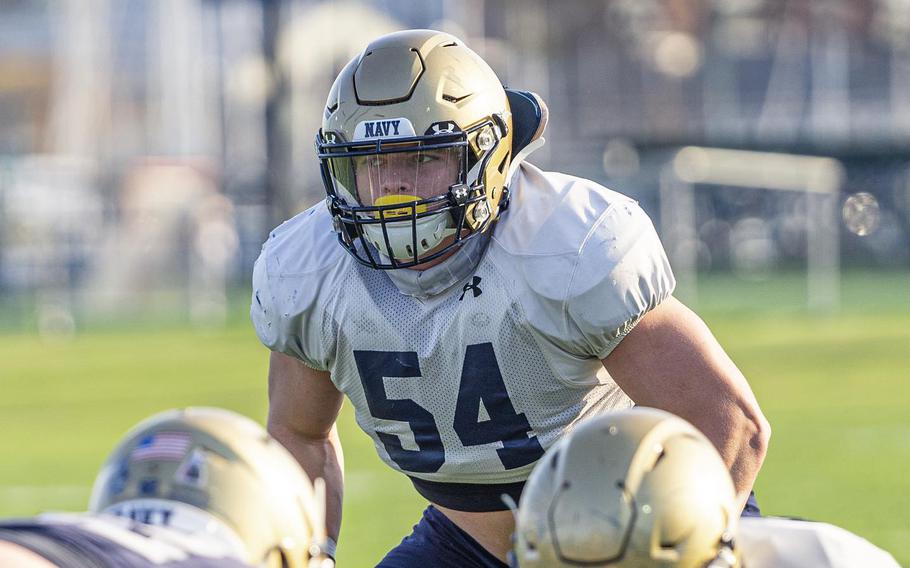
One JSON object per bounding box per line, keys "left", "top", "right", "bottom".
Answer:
{"left": 742, "top": 404, "right": 771, "bottom": 466}
{"left": 268, "top": 416, "right": 332, "bottom": 446}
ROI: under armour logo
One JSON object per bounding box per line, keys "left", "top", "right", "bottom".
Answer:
{"left": 426, "top": 121, "right": 458, "bottom": 135}
{"left": 452, "top": 185, "right": 470, "bottom": 202}
{"left": 459, "top": 276, "right": 483, "bottom": 300}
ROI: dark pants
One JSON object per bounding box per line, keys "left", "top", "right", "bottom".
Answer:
{"left": 743, "top": 490, "right": 762, "bottom": 517}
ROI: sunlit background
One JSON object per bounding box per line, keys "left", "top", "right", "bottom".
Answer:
{"left": 1, "top": 0, "right": 908, "bottom": 565}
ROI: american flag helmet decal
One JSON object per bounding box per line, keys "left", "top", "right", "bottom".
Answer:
{"left": 130, "top": 431, "right": 192, "bottom": 462}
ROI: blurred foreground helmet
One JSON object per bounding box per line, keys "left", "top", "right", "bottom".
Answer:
{"left": 317, "top": 29, "right": 523, "bottom": 269}
{"left": 89, "top": 407, "right": 327, "bottom": 568}
{"left": 514, "top": 408, "right": 738, "bottom": 568}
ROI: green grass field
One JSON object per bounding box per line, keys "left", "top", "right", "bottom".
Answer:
{"left": 1, "top": 271, "right": 908, "bottom": 566}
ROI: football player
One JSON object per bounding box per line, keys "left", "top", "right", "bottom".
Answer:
{"left": 512, "top": 407, "right": 899, "bottom": 568}
{"left": 0, "top": 407, "right": 333, "bottom": 568}
{"left": 253, "top": 29, "right": 770, "bottom": 567}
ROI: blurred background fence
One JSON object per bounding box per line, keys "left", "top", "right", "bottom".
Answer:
{"left": 1, "top": 0, "right": 909, "bottom": 333}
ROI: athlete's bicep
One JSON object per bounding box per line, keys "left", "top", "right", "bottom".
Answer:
{"left": 601, "top": 295, "right": 770, "bottom": 504}
{"left": 267, "top": 351, "right": 343, "bottom": 441}
{"left": 600, "top": 295, "right": 768, "bottom": 460}
{"left": 601, "top": 296, "right": 757, "bottom": 416}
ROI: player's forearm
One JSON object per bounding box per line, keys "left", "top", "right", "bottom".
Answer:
{"left": 268, "top": 422, "right": 345, "bottom": 541}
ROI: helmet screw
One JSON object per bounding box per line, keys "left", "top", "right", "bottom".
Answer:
{"left": 477, "top": 128, "right": 495, "bottom": 151}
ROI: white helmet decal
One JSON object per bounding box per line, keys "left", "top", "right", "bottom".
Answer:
{"left": 353, "top": 118, "right": 416, "bottom": 141}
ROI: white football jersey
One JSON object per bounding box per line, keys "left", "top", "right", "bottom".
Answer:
{"left": 252, "top": 163, "right": 675, "bottom": 510}
{"left": 0, "top": 511, "right": 248, "bottom": 568}
{"left": 738, "top": 517, "right": 900, "bottom": 568}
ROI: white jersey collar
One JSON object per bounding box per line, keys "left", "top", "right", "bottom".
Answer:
{"left": 384, "top": 231, "right": 491, "bottom": 299}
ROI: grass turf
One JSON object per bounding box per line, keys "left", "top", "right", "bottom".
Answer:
{"left": 0, "top": 271, "right": 908, "bottom": 566}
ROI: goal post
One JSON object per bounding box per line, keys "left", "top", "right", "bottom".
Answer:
{"left": 660, "top": 146, "right": 845, "bottom": 312}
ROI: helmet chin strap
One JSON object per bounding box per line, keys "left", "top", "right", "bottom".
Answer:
{"left": 465, "top": 157, "right": 484, "bottom": 187}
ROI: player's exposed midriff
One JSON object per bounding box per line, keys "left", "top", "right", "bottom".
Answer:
{"left": 434, "top": 504, "right": 516, "bottom": 563}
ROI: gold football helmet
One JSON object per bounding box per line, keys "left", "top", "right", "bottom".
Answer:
{"left": 317, "top": 29, "right": 543, "bottom": 269}
{"left": 89, "top": 407, "right": 328, "bottom": 568}
{"left": 514, "top": 408, "right": 738, "bottom": 568}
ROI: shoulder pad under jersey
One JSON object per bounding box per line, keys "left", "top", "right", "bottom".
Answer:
{"left": 250, "top": 204, "right": 349, "bottom": 369}
{"left": 493, "top": 164, "right": 675, "bottom": 359}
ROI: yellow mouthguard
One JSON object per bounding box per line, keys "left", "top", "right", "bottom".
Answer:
{"left": 373, "top": 195, "right": 427, "bottom": 218}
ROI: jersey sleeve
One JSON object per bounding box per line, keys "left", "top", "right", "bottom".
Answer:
{"left": 250, "top": 233, "right": 334, "bottom": 372}
{"left": 564, "top": 199, "right": 675, "bottom": 359}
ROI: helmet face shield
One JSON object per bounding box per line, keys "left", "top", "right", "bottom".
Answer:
{"left": 330, "top": 142, "right": 465, "bottom": 209}
{"left": 318, "top": 124, "right": 500, "bottom": 269}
